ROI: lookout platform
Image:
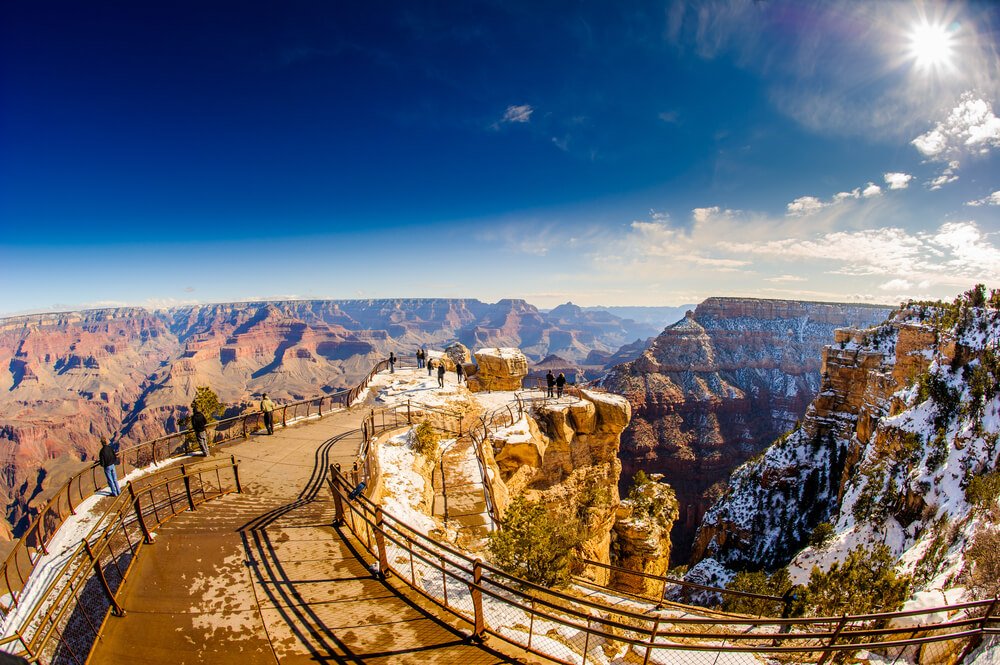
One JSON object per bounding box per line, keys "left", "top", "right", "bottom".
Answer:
{"left": 88, "top": 405, "right": 533, "bottom": 664}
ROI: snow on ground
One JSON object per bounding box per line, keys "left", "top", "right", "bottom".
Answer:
{"left": 378, "top": 429, "right": 441, "bottom": 535}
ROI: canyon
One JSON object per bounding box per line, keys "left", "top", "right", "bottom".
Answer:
{"left": 602, "top": 297, "right": 893, "bottom": 563}
{"left": 0, "top": 298, "right": 665, "bottom": 541}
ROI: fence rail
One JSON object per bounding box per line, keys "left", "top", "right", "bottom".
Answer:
{"left": 328, "top": 464, "right": 996, "bottom": 665}
{"left": 0, "top": 457, "right": 242, "bottom": 664}
{"left": 0, "top": 357, "right": 391, "bottom": 650}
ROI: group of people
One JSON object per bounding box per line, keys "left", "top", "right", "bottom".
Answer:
{"left": 545, "top": 370, "right": 567, "bottom": 398}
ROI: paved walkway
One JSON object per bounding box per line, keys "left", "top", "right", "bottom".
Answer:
{"left": 89, "top": 403, "right": 535, "bottom": 664}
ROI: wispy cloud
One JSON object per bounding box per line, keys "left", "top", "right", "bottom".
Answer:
{"left": 499, "top": 104, "right": 533, "bottom": 124}
{"left": 966, "top": 191, "right": 1000, "bottom": 207}
{"left": 928, "top": 160, "right": 960, "bottom": 190}
{"left": 786, "top": 180, "right": 884, "bottom": 216}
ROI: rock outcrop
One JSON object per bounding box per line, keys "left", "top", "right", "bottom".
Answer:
{"left": 486, "top": 389, "right": 632, "bottom": 583}
{"left": 611, "top": 475, "right": 679, "bottom": 596}
{"left": 468, "top": 348, "right": 528, "bottom": 392}
{"left": 691, "top": 290, "right": 1000, "bottom": 589}
{"left": 602, "top": 297, "right": 892, "bottom": 562}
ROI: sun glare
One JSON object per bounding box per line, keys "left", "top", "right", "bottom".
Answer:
{"left": 907, "top": 19, "right": 955, "bottom": 71}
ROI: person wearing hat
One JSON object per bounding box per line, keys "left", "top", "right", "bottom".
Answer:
{"left": 260, "top": 393, "right": 277, "bottom": 435}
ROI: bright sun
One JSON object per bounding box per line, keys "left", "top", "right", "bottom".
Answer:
{"left": 907, "top": 19, "right": 955, "bottom": 71}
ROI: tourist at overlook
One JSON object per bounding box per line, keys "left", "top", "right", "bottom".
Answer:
{"left": 456, "top": 362, "right": 464, "bottom": 384}
{"left": 96, "top": 437, "right": 121, "bottom": 497}
{"left": 427, "top": 357, "right": 434, "bottom": 377}
{"left": 546, "top": 370, "right": 555, "bottom": 397}
{"left": 556, "top": 372, "right": 566, "bottom": 398}
{"left": 416, "top": 348, "right": 424, "bottom": 368}
{"left": 389, "top": 351, "right": 396, "bottom": 373}
{"left": 260, "top": 393, "right": 276, "bottom": 435}
{"left": 437, "top": 361, "right": 445, "bottom": 388}
{"left": 191, "top": 405, "right": 209, "bottom": 456}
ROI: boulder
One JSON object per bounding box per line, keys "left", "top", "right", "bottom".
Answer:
{"left": 470, "top": 347, "right": 528, "bottom": 392}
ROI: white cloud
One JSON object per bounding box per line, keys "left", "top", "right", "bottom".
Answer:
{"left": 862, "top": 182, "right": 882, "bottom": 198}
{"left": 883, "top": 172, "right": 913, "bottom": 190}
{"left": 500, "top": 104, "right": 533, "bottom": 124}
{"left": 966, "top": 191, "right": 1000, "bottom": 207}
{"left": 765, "top": 275, "right": 807, "bottom": 283}
{"left": 787, "top": 196, "right": 827, "bottom": 216}
{"left": 912, "top": 93, "right": 1000, "bottom": 160}
{"left": 928, "top": 160, "right": 960, "bottom": 190}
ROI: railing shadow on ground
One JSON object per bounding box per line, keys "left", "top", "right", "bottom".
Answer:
{"left": 0, "top": 358, "right": 393, "bottom": 663}
{"left": 0, "top": 457, "right": 242, "bottom": 664}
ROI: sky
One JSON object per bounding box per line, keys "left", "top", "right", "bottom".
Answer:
{"left": 2, "top": 0, "right": 1000, "bottom": 315}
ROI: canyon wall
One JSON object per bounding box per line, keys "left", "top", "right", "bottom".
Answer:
{"left": 602, "top": 297, "right": 892, "bottom": 562}
{"left": 0, "top": 299, "right": 659, "bottom": 541}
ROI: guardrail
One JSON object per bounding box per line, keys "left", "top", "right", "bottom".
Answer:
{"left": 328, "top": 463, "right": 996, "bottom": 665}
{"left": 0, "top": 358, "right": 390, "bottom": 630}
{"left": 0, "top": 456, "right": 242, "bottom": 664}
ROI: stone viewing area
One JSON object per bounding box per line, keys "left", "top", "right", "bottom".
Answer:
{"left": 0, "top": 353, "right": 994, "bottom": 665}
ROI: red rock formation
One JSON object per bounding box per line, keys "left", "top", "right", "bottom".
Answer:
{"left": 602, "top": 297, "right": 892, "bottom": 563}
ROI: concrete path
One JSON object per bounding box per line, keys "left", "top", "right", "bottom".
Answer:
{"left": 88, "top": 402, "right": 535, "bottom": 664}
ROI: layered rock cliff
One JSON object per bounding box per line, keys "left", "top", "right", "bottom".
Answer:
{"left": 602, "top": 297, "right": 892, "bottom": 562}
{"left": 0, "top": 298, "right": 657, "bottom": 543}
{"left": 485, "top": 389, "right": 638, "bottom": 583}
{"left": 692, "top": 288, "right": 1000, "bottom": 604}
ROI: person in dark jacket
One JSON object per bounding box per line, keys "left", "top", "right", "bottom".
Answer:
{"left": 456, "top": 362, "right": 464, "bottom": 384}
{"left": 546, "top": 370, "right": 555, "bottom": 397}
{"left": 427, "top": 357, "right": 434, "bottom": 377}
{"left": 96, "top": 437, "right": 121, "bottom": 496}
{"left": 192, "top": 405, "right": 209, "bottom": 456}
{"left": 556, "top": 372, "right": 566, "bottom": 398}
{"left": 389, "top": 352, "right": 396, "bottom": 373}
{"left": 416, "top": 349, "right": 424, "bottom": 369}
{"left": 437, "top": 362, "right": 446, "bottom": 388}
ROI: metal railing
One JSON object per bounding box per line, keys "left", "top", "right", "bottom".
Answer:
{"left": 0, "top": 457, "right": 242, "bottom": 664}
{"left": 0, "top": 358, "right": 390, "bottom": 628}
{"left": 328, "top": 463, "right": 995, "bottom": 665}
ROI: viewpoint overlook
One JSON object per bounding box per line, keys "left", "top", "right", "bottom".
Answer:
{"left": 4, "top": 291, "right": 1000, "bottom": 665}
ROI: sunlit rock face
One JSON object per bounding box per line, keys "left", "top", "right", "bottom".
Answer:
{"left": 468, "top": 347, "right": 528, "bottom": 392}
{"left": 0, "top": 299, "right": 654, "bottom": 543}
{"left": 602, "top": 297, "right": 892, "bottom": 563}
{"left": 484, "top": 389, "right": 632, "bottom": 584}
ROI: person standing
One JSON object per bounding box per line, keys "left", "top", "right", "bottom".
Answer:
{"left": 437, "top": 361, "right": 446, "bottom": 388}
{"left": 427, "top": 357, "right": 434, "bottom": 377}
{"left": 556, "top": 372, "right": 566, "bottom": 398}
{"left": 389, "top": 352, "right": 396, "bottom": 373}
{"left": 192, "top": 404, "right": 209, "bottom": 456}
{"left": 456, "top": 362, "right": 464, "bottom": 384}
{"left": 260, "top": 393, "right": 276, "bottom": 435}
{"left": 416, "top": 349, "right": 424, "bottom": 369}
{"left": 97, "top": 437, "right": 121, "bottom": 497}
{"left": 546, "top": 370, "right": 555, "bottom": 397}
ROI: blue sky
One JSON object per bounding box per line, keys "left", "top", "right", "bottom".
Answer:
{"left": 2, "top": 0, "right": 1000, "bottom": 314}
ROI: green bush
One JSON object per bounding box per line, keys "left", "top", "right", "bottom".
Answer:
{"left": 412, "top": 421, "right": 440, "bottom": 456}
{"left": 626, "top": 471, "right": 677, "bottom": 529}
{"left": 809, "top": 522, "right": 835, "bottom": 549}
{"left": 803, "top": 544, "right": 910, "bottom": 616}
{"left": 488, "top": 495, "right": 580, "bottom": 587}
{"left": 964, "top": 527, "right": 1000, "bottom": 599}
{"left": 965, "top": 472, "right": 1000, "bottom": 510}
{"left": 723, "top": 568, "right": 791, "bottom": 616}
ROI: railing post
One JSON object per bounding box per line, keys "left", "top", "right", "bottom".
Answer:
{"left": 441, "top": 458, "right": 449, "bottom": 521}
{"left": 817, "top": 615, "right": 849, "bottom": 665}
{"left": 182, "top": 465, "right": 197, "bottom": 511}
{"left": 643, "top": 618, "right": 661, "bottom": 665}
{"left": 128, "top": 484, "right": 154, "bottom": 544}
{"left": 318, "top": 398, "right": 323, "bottom": 418}
{"left": 471, "top": 559, "right": 485, "bottom": 640}
{"left": 66, "top": 480, "right": 76, "bottom": 516}
{"left": 333, "top": 470, "right": 345, "bottom": 526}
{"left": 282, "top": 405, "right": 287, "bottom": 428}
{"left": 374, "top": 506, "right": 389, "bottom": 578}
{"left": 242, "top": 417, "right": 248, "bottom": 439}
{"left": 582, "top": 617, "right": 591, "bottom": 665}
{"left": 84, "top": 540, "right": 125, "bottom": 617}
{"left": 231, "top": 455, "right": 242, "bottom": 494}
{"left": 407, "top": 400, "right": 412, "bottom": 425}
